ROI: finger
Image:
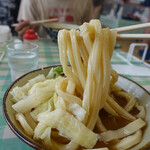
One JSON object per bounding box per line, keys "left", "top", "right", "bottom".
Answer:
{"left": 20, "top": 19, "right": 24, "bottom": 23}
{"left": 18, "top": 26, "right": 31, "bottom": 36}
{"left": 15, "top": 21, "right": 30, "bottom": 32}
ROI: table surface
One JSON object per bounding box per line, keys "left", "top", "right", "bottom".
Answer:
{"left": 0, "top": 38, "right": 150, "bottom": 150}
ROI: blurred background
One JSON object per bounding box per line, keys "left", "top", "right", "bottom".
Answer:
{"left": 0, "top": 0, "right": 150, "bottom": 60}
{"left": 0, "top": 0, "right": 21, "bottom": 35}
{"left": 1, "top": 0, "right": 149, "bottom": 35}
{"left": 97, "top": 0, "right": 150, "bottom": 61}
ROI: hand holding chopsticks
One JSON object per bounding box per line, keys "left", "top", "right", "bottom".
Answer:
{"left": 13, "top": 18, "right": 150, "bottom": 39}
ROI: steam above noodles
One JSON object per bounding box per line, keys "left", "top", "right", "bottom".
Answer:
{"left": 11, "top": 19, "right": 146, "bottom": 150}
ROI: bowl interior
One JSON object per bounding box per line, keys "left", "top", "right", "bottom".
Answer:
{"left": 3, "top": 66, "right": 150, "bottom": 150}
{"left": 116, "top": 76, "right": 150, "bottom": 150}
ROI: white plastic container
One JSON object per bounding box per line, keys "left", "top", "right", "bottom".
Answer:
{"left": 0, "top": 25, "right": 11, "bottom": 43}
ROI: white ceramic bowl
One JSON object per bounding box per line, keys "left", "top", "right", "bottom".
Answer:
{"left": 43, "top": 22, "right": 79, "bottom": 42}
{"left": 2, "top": 66, "right": 150, "bottom": 150}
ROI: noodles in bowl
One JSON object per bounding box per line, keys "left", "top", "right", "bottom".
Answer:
{"left": 3, "top": 20, "right": 150, "bottom": 150}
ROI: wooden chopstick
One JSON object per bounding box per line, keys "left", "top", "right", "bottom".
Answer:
{"left": 113, "top": 22, "right": 150, "bottom": 33}
{"left": 117, "top": 34, "right": 150, "bottom": 39}
{"left": 11, "top": 18, "right": 58, "bottom": 27}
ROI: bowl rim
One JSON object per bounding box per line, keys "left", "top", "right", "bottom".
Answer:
{"left": 2, "top": 66, "right": 54, "bottom": 150}
{"left": 2, "top": 65, "right": 150, "bottom": 150}
{"left": 43, "top": 22, "right": 79, "bottom": 30}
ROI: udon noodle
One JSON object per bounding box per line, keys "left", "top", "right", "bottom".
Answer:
{"left": 11, "top": 19, "right": 146, "bottom": 150}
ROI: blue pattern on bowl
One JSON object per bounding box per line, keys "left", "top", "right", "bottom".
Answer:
{"left": 44, "top": 27, "right": 58, "bottom": 42}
